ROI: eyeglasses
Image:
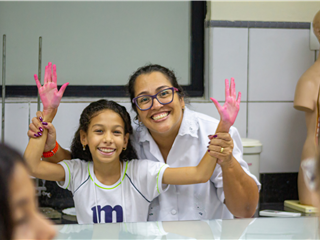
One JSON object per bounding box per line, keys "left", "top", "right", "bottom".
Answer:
{"left": 132, "top": 87, "right": 179, "bottom": 111}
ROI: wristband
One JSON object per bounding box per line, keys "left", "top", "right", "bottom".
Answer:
{"left": 42, "top": 141, "right": 59, "bottom": 158}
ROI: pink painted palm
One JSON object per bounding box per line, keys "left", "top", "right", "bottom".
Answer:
{"left": 210, "top": 77, "right": 241, "bottom": 132}
{"left": 34, "top": 62, "right": 69, "bottom": 120}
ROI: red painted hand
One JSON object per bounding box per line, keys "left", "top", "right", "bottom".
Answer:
{"left": 210, "top": 77, "right": 241, "bottom": 131}
{"left": 34, "top": 62, "right": 69, "bottom": 117}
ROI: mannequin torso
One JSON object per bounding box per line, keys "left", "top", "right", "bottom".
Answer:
{"left": 293, "top": 11, "right": 320, "bottom": 205}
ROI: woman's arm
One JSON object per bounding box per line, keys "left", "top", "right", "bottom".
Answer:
{"left": 210, "top": 78, "right": 259, "bottom": 217}
{"left": 208, "top": 78, "right": 259, "bottom": 217}
{"left": 221, "top": 157, "right": 259, "bottom": 218}
{"left": 208, "top": 131, "right": 259, "bottom": 218}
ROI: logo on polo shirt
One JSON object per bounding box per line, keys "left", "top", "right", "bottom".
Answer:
{"left": 92, "top": 205, "right": 123, "bottom": 223}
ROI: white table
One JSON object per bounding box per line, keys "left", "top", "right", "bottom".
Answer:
{"left": 54, "top": 216, "right": 319, "bottom": 239}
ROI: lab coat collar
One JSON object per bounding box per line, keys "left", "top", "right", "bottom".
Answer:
{"left": 178, "top": 107, "right": 199, "bottom": 138}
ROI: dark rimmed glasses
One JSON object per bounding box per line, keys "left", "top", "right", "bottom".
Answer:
{"left": 132, "top": 87, "right": 179, "bottom": 111}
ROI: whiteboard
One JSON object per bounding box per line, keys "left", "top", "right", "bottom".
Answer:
{"left": 0, "top": 1, "right": 191, "bottom": 86}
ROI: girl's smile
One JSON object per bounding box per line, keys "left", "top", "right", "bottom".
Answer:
{"left": 98, "top": 147, "right": 116, "bottom": 155}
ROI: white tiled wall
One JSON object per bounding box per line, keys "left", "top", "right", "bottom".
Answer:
{"left": 207, "top": 26, "right": 312, "bottom": 173}
{"left": 248, "top": 102, "right": 306, "bottom": 173}
{"left": 248, "top": 29, "right": 314, "bottom": 101}
{"left": 1, "top": 103, "right": 30, "bottom": 155}
{"left": 0, "top": 26, "right": 315, "bottom": 174}
{"left": 209, "top": 27, "right": 248, "bottom": 101}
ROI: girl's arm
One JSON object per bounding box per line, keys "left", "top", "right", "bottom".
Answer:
{"left": 24, "top": 120, "right": 66, "bottom": 182}
{"left": 163, "top": 78, "right": 240, "bottom": 185}
{"left": 26, "top": 62, "right": 72, "bottom": 163}
{"left": 162, "top": 124, "right": 228, "bottom": 185}
{"left": 24, "top": 62, "right": 68, "bottom": 181}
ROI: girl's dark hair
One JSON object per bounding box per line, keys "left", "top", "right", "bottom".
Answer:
{"left": 0, "top": 143, "right": 27, "bottom": 240}
{"left": 71, "top": 99, "right": 137, "bottom": 162}
{"left": 127, "top": 64, "right": 187, "bottom": 120}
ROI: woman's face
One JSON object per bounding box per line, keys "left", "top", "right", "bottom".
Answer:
{"left": 134, "top": 71, "right": 185, "bottom": 137}
{"left": 10, "top": 163, "right": 56, "bottom": 240}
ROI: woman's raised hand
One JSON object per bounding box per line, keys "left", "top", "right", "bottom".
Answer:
{"left": 210, "top": 77, "right": 241, "bottom": 132}
{"left": 34, "top": 62, "right": 69, "bottom": 120}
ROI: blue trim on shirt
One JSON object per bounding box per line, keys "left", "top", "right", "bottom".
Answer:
{"left": 125, "top": 174, "right": 151, "bottom": 203}
{"left": 74, "top": 175, "right": 90, "bottom": 194}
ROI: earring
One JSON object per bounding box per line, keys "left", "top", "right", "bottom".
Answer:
{"left": 83, "top": 145, "right": 86, "bottom": 151}
{"left": 123, "top": 147, "right": 126, "bottom": 151}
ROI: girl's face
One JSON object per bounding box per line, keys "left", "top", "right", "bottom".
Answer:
{"left": 81, "top": 109, "right": 129, "bottom": 165}
{"left": 134, "top": 72, "right": 185, "bottom": 137}
{"left": 10, "top": 163, "right": 56, "bottom": 240}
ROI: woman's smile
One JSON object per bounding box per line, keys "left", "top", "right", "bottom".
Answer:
{"left": 151, "top": 111, "right": 170, "bottom": 121}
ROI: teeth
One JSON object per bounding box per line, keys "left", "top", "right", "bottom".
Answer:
{"left": 152, "top": 112, "right": 168, "bottom": 120}
{"left": 99, "top": 148, "right": 115, "bottom": 153}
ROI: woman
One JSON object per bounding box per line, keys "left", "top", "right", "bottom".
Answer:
{"left": 0, "top": 143, "right": 56, "bottom": 240}
{"left": 29, "top": 63, "right": 260, "bottom": 220}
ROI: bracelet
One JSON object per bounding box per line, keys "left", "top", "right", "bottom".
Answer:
{"left": 42, "top": 141, "right": 59, "bottom": 158}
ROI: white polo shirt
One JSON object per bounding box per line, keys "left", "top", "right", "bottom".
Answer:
{"left": 131, "top": 107, "right": 261, "bottom": 221}
{"left": 57, "top": 159, "right": 169, "bottom": 224}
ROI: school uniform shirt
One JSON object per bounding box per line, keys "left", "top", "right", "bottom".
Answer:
{"left": 131, "top": 107, "right": 261, "bottom": 221}
{"left": 57, "top": 159, "right": 169, "bottom": 224}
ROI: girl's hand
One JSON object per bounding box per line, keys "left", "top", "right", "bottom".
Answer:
{"left": 210, "top": 78, "right": 241, "bottom": 132}
{"left": 34, "top": 62, "right": 69, "bottom": 120}
{"left": 27, "top": 111, "right": 57, "bottom": 152}
{"left": 208, "top": 133, "right": 234, "bottom": 165}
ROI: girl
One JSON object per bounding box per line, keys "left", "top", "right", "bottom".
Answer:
{"left": 0, "top": 143, "right": 56, "bottom": 240}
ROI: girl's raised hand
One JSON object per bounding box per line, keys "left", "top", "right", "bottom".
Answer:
{"left": 210, "top": 77, "right": 241, "bottom": 132}
{"left": 34, "top": 62, "right": 69, "bottom": 118}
